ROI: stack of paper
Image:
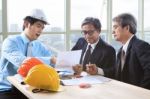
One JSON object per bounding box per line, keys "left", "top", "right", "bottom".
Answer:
{"left": 61, "top": 75, "right": 111, "bottom": 86}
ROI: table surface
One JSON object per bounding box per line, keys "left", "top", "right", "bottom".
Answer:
{"left": 7, "top": 76, "right": 150, "bottom": 99}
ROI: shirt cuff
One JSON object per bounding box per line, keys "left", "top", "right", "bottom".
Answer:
{"left": 36, "top": 57, "right": 51, "bottom": 65}
{"left": 50, "top": 63, "right": 55, "bottom": 67}
{"left": 97, "top": 67, "right": 104, "bottom": 76}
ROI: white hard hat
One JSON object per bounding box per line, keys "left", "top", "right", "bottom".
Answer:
{"left": 26, "top": 9, "right": 49, "bottom": 25}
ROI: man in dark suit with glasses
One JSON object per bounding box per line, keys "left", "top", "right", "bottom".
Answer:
{"left": 72, "top": 17, "right": 116, "bottom": 78}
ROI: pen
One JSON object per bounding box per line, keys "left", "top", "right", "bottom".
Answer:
{"left": 57, "top": 70, "right": 72, "bottom": 73}
{"left": 89, "top": 62, "right": 91, "bottom": 65}
{"left": 88, "top": 62, "right": 92, "bottom": 67}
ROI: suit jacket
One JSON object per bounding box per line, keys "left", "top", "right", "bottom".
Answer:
{"left": 72, "top": 37, "right": 116, "bottom": 78}
{"left": 115, "top": 36, "right": 150, "bottom": 89}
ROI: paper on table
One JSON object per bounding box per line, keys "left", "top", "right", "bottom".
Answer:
{"left": 61, "top": 75, "right": 111, "bottom": 86}
{"left": 56, "top": 50, "right": 82, "bottom": 70}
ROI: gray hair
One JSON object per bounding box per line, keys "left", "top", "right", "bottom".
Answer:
{"left": 113, "top": 13, "right": 137, "bottom": 34}
{"left": 81, "top": 17, "right": 101, "bottom": 32}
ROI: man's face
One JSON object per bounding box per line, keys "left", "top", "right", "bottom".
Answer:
{"left": 81, "top": 24, "right": 100, "bottom": 44}
{"left": 25, "top": 21, "right": 45, "bottom": 41}
{"left": 112, "top": 21, "right": 127, "bottom": 43}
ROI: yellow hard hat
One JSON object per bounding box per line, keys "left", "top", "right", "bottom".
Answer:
{"left": 24, "top": 64, "right": 60, "bottom": 91}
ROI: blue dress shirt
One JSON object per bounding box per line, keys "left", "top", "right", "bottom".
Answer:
{"left": 0, "top": 33, "right": 53, "bottom": 91}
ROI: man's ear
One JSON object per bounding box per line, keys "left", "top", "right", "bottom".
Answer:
{"left": 124, "top": 25, "right": 130, "bottom": 32}
{"left": 23, "top": 20, "right": 29, "bottom": 28}
{"left": 127, "top": 25, "right": 130, "bottom": 30}
{"left": 98, "top": 29, "right": 101, "bottom": 34}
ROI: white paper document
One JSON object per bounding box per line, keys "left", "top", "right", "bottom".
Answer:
{"left": 56, "top": 50, "right": 82, "bottom": 69}
{"left": 61, "top": 75, "right": 111, "bottom": 86}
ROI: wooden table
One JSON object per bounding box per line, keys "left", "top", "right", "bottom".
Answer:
{"left": 7, "top": 76, "right": 150, "bottom": 99}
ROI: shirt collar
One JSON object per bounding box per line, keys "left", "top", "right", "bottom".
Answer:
{"left": 21, "top": 32, "right": 31, "bottom": 44}
{"left": 88, "top": 37, "right": 99, "bottom": 50}
{"left": 123, "top": 35, "right": 134, "bottom": 53}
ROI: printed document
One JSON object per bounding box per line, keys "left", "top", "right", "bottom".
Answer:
{"left": 56, "top": 50, "right": 82, "bottom": 70}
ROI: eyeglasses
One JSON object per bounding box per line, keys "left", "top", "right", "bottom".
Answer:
{"left": 81, "top": 30, "right": 96, "bottom": 36}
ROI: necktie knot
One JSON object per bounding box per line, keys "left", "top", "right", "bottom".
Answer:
{"left": 88, "top": 45, "right": 92, "bottom": 50}
{"left": 122, "top": 50, "right": 125, "bottom": 59}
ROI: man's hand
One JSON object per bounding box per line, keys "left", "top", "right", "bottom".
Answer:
{"left": 86, "top": 64, "right": 98, "bottom": 75}
{"left": 72, "top": 64, "right": 83, "bottom": 75}
{"left": 50, "top": 56, "right": 57, "bottom": 65}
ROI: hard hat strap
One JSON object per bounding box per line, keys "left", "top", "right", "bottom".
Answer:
{"left": 32, "top": 89, "right": 50, "bottom": 93}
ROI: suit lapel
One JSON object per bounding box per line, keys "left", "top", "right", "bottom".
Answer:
{"left": 125, "top": 36, "right": 136, "bottom": 57}
{"left": 90, "top": 38, "right": 103, "bottom": 63}
{"left": 123, "top": 36, "right": 136, "bottom": 70}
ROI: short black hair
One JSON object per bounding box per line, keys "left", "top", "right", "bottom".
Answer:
{"left": 23, "top": 16, "right": 46, "bottom": 30}
{"left": 81, "top": 17, "right": 101, "bottom": 32}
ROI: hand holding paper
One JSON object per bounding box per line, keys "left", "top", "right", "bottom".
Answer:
{"left": 56, "top": 50, "right": 82, "bottom": 69}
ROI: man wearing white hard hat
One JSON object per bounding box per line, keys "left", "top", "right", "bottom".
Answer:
{"left": 0, "top": 9, "right": 56, "bottom": 99}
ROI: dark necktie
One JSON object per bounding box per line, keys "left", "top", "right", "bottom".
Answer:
{"left": 117, "top": 50, "right": 125, "bottom": 80}
{"left": 83, "top": 45, "right": 92, "bottom": 71}
{"left": 25, "top": 42, "right": 32, "bottom": 56}
{"left": 25, "top": 43, "right": 29, "bottom": 56}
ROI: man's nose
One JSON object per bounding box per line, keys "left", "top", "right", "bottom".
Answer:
{"left": 39, "top": 28, "right": 43, "bottom": 33}
{"left": 112, "top": 30, "right": 115, "bottom": 34}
